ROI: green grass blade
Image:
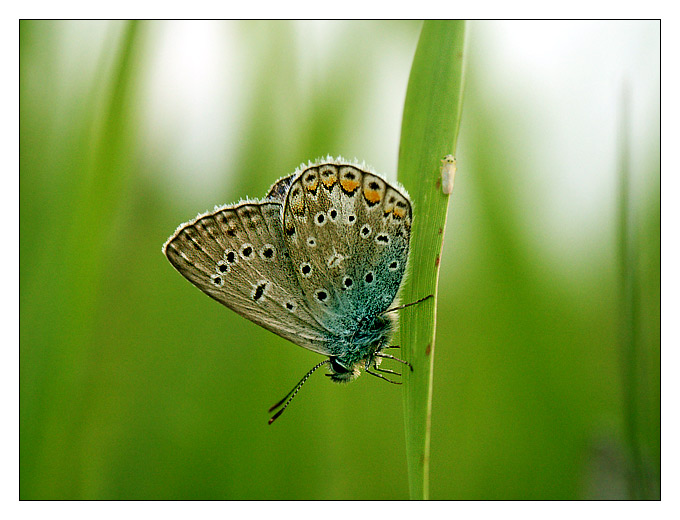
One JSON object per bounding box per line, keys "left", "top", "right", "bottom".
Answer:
{"left": 397, "top": 20, "right": 467, "bottom": 500}
{"left": 20, "top": 21, "right": 146, "bottom": 497}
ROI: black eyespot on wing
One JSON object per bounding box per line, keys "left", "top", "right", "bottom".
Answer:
{"left": 300, "top": 263, "right": 312, "bottom": 277}
{"left": 315, "top": 290, "right": 328, "bottom": 302}
{"left": 260, "top": 245, "right": 275, "bottom": 259}
{"left": 364, "top": 272, "right": 374, "bottom": 284}
{"left": 253, "top": 283, "right": 267, "bottom": 301}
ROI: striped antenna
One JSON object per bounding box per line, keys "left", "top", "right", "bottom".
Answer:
{"left": 268, "top": 359, "right": 330, "bottom": 425}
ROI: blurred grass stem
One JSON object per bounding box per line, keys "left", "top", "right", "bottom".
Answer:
{"left": 617, "top": 84, "right": 653, "bottom": 499}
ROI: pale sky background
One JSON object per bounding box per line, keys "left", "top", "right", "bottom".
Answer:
{"left": 139, "top": 21, "right": 659, "bottom": 255}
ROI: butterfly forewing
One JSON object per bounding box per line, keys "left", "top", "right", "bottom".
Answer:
{"left": 281, "top": 163, "right": 412, "bottom": 335}
{"left": 163, "top": 201, "right": 333, "bottom": 355}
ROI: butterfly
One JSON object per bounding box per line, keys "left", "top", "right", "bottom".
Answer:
{"left": 163, "top": 157, "right": 430, "bottom": 423}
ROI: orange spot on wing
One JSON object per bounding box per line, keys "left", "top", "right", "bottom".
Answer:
{"left": 340, "top": 179, "right": 360, "bottom": 192}
{"left": 364, "top": 188, "right": 381, "bottom": 204}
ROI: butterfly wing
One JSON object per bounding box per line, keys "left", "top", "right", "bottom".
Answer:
{"left": 163, "top": 201, "right": 333, "bottom": 355}
{"left": 281, "top": 162, "right": 412, "bottom": 334}
{"left": 265, "top": 174, "right": 296, "bottom": 202}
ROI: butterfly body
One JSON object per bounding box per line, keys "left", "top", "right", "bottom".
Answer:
{"left": 323, "top": 312, "right": 395, "bottom": 382}
{"left": 163, "top": 157, "right": 412, "bottom": 402}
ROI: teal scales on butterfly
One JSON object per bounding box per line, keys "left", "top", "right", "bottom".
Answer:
{"left": 163, "top": 157, "right": 429, "bottom": 423}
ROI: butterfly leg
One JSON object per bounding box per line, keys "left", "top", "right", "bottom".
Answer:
{"left": 365, "top": 368, "right": 401, "bottom": 384}
{"left": 375, "top": 352, "right": 414, "bottom": 372}
{"left": 375, "top": 366, "right": 401, "bottom": 376}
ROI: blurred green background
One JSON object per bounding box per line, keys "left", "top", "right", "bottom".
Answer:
{"left": 20, "top": 20, "right": 660, "bottom": 499}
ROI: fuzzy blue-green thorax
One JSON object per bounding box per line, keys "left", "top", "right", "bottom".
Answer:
{"left": 327, "top": 313, "right": 397, "bottom": 382}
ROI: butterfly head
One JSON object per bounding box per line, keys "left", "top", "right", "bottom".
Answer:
{"left": 326, "top": 313, "right": 395, "bottom": 382}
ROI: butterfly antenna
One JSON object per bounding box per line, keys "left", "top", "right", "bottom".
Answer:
{"left": 380, "top": 294, "right": 433, "bottom": 315}
{"left": 268, "top": 359, "right": 330, "bottom": 425}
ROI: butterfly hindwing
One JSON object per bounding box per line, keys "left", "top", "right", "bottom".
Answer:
{"left": 163, "top": 201, "right": 333, "bottom": 355}
{"left": 281, "top": 162, "right": 412, "bottom": 335}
